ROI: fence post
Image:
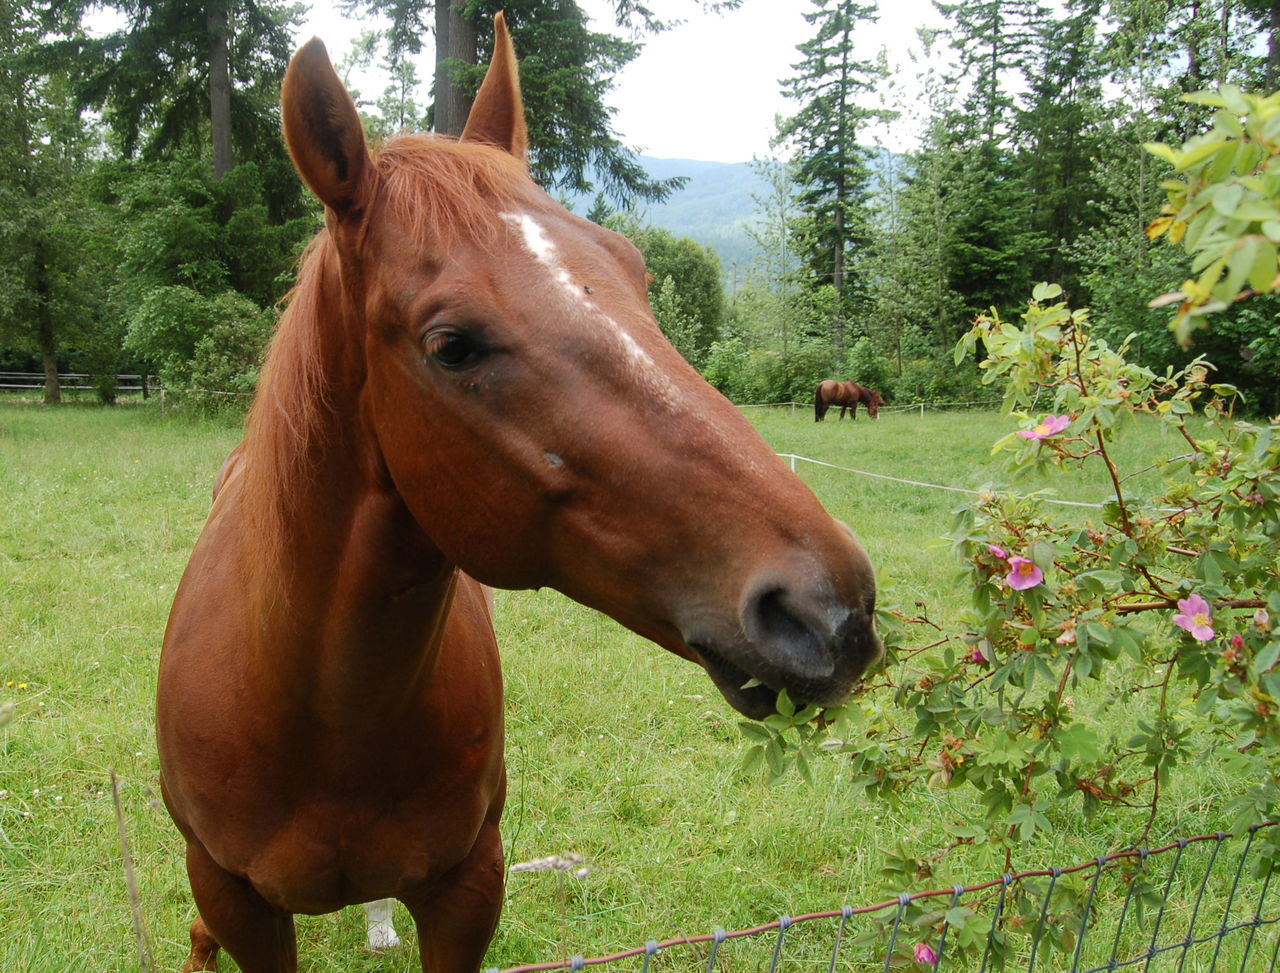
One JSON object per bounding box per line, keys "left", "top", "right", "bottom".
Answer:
{"left": 919, "top": 402, "right": 925, "bottom": 419}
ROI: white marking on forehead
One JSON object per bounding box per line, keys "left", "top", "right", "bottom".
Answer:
{"left": 501, "top": 210, "right": 682, "bottom": 410}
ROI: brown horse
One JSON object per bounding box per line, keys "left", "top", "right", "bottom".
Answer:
{"left": 157, "top": 16, "right": 880, "bottom": 973}
{"left": 815, "top": 379, "right": 885, "bottom": 421}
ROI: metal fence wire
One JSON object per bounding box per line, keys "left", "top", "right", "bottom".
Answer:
{"left": 489, "top": 824, "right": 1280, "bottom": 973}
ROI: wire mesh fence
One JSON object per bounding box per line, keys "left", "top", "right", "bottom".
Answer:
{"left": 489, "top": 825, "right": 1278, "bottom": 973}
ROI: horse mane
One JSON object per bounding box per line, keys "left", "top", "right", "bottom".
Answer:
{"left": 236, "top": 133, "right": 539, "bottom": 582}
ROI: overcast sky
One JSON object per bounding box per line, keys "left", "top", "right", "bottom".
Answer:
{"left": 298, "top": 0, "right": 954, "bottom": 163}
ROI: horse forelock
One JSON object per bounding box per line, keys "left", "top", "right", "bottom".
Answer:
{"left": 373, "top": 133, "right": 538, "bottom": 254}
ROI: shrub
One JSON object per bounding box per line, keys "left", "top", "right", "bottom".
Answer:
{"left": 125, "top": 285, "right": 274, "bottom": 409}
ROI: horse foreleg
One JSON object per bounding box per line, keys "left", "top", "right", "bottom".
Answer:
{"left": 363, "top": 898, "right": 401, "bottom": 949}
{"left": 182, "top": 915, "right": 220, "bottom": 972}
{"left": 403, "top": 820, "right": 504, "bottom": 973}
{"left": 182, "top": 839, "right": 298, "bottom": 973}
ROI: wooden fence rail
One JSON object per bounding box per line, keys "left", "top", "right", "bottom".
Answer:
{"left": 0, "top": 372, "right": 157, "bottom": 395}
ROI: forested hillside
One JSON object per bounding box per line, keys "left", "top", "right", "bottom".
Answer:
{"left": 1, "top": 0, "right": 1276, "bottom": 413}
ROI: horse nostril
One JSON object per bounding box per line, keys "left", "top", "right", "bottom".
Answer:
{"left": 743, "top": 586, "right": 831, "bottom": 681}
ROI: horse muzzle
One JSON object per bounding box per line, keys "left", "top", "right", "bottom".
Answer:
{"left": 684, "top": 564, "right": 882, "bottom": 720}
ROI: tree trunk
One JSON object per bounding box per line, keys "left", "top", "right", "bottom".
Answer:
{"left": 35, "top": 244, "right": 60, "bottom": 405}
{"left": 832, "top": 198, "right": 845, "bottom": 351}
{"left": 1269, "top": 0, "right": 1280, "bottom": 89}
{"left": 208, "top": 0, "right": 234, "bottom": 179}
{"left": 433, "top": 0, "right": 477, "bottom": 136}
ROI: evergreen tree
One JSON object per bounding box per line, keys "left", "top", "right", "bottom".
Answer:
{"left": 72, "top": 0, "right": 299, "bottom": 181}
{"left": 775, "top": 0, "right": 886, "bottom": 350}
{"left": 934, "top": 0, "right": 1050, "bottom": 141}
{"left": 1239, "top": 0, "right": 1280, "bottom": 87}
{"left": 348, "top": 0, "right": 720, "bottom": 204}
{"left": 1014, "top": 0, "right": 1106, "bottom": 294}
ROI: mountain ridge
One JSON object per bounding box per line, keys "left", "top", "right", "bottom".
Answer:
{"left": 562, "top": 155, "right": 768, "bottom": 269}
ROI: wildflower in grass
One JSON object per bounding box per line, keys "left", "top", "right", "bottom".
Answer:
{"left": 1005, "top": 556, "right": 1043, "bottom": 590}
{"left": 1016, "top": 414, "right": 1070, "bottom": 440}
{"left": 987, "top": 543, "right": 1007, "bottom": 559}
{"left": 914, "top": 941, "right": 938, "bottom": 966}
{"left": 1173, "top": 594, "right": 1214, "bottom": 641}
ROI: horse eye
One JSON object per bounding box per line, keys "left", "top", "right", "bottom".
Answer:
{"left": 427, "top": 331, "right": 483, "bottom": 370}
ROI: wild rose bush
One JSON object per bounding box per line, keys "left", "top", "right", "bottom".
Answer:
{"left": 738, "top": 88, "right": 1280, "bottom": 968}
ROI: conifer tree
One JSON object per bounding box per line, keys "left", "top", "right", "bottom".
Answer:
{"left": 1014, "top": 0, "right": 1106, "bottom": 294}
{"left": 934, "top": 0, "right": 1049, "bottom": 141}
{"left": 72, "top": 0, "right": 299, "bottom": 181}
{"left": 347, "top": 0, "right": 736, "bottom": 204}
{"left": 774, "top": 0, "right": 886, "bottom": 350}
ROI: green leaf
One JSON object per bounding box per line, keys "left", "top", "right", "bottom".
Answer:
{"left": 1177, "top": 137, "right": 1233, "bottom": 171}
{"left": 765, "top": 737, "right": 786, "bottom": 778}
{"left": 1058, "top": 724, "right": 1104, "bottom": 765}
{"left": 795, "top": 745, "right": 813, "bottom": 785}
{"left": 775, "top": 689, "right": 796, "bottom": 719}
{"left": 1213, "top": 183, "right": 1244, "bottom": 217}
{"left": 1247, "top": 238, "right": 1279, "bottom": 292}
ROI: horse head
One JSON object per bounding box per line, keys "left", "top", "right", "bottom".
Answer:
{"left": 868, "top": 388, "right": 885, "bottom": 419}
{"left": 278, "top": 16, "right": 880, "bottom": 718}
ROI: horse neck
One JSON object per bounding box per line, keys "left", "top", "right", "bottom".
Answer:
{"left": 237, "top": 246, "right": 457, "bottom": 703}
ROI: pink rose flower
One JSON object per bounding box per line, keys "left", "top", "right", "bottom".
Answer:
{"left": 1016, "top": 414, "right": 1071, "bottom": 440}
{"left": 1173, "top": 594, "right": 1215, "bottom": 641}
{"left": 971, "top": 642, "right": 988, "bottom": 664}
{"left": 988, "top": 543, "right": 1007, "bottom": 559}
{"left": 913, "top": 941, "right": 938, "bottom": 966}
{"left": 1006, "top": 556, "right": 1043, "bottom": 590}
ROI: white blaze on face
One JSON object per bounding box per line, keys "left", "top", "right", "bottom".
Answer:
{"left": 501, "top": 211, "right": 683, "bottom": 410}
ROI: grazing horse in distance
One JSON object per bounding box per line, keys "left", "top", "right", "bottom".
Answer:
{"left": 157, "top": 15, "right": 881, "bottom": 973}
{"left": 815, "top": 380, "right": 885, "bottom": 421}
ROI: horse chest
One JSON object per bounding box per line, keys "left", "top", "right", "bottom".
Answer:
{"left": 182, "top": 718, "right": 504, "bottom": 912}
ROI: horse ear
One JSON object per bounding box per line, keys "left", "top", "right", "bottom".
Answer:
{"left": 281, "top": 38, "right": 374, "bottom": 218}
{"left": 460, "top": 12, "right": 528, "bottom": 161}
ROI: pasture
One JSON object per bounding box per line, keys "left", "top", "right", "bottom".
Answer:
{"left": 0, "top": 402, "right": 1252, "bottom": 971}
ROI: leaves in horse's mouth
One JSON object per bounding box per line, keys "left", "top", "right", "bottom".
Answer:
{"left": 740, "top": 677, "right": 764, "bottom": 690}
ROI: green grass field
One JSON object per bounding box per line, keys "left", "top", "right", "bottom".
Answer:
{"left": 0, "top": 403, "right": 1267, "bottom": 971}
